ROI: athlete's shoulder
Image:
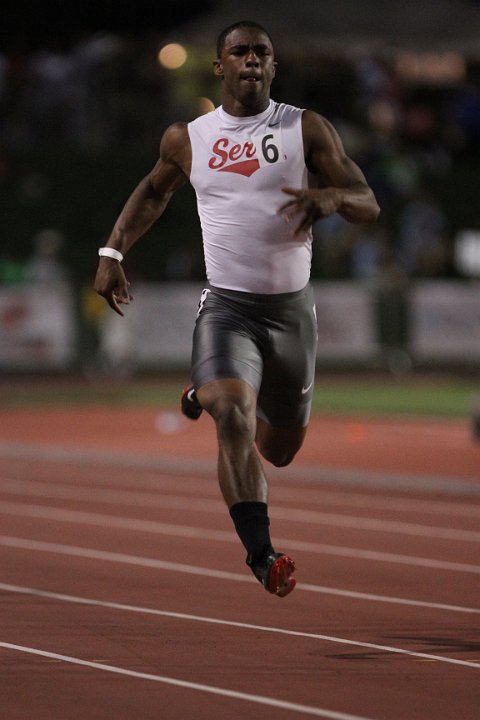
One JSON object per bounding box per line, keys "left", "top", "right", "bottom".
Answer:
{"left": 301, "top": 110, "right": 342, "bottom": 146}
{"left": 188, "top": 107, "right": 221, "bottom": 132}
{"left": 268, "top": 101, "right": 304, "bottom": 128}
{"left": 162, "top": 121, "right": 189, "bottom": 144}
{"left": 160, "top": 122, "right": 190, "bottom": 161}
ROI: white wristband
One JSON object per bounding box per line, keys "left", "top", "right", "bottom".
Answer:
{"left": 99, "top": 247, "right": 124, "bottom": 262}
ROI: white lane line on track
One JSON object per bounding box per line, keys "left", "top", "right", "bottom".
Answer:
{"left": 1, "top": 583, "right": 479, "bottom": 669}
{"left": 274, "top": 507, "right": 480, "bottom": 541}
{"left": 1, "top": 503, "right": 479, "bottom": 575}
{"left": 0, "top": 642, "right": 375, "bottom": 720}
{"left": 274, "top": 487, "right": 480, "bottom": 518}
{"left": 3, "top": 476, "right": 480, "bottom": 519}
{"left": 0, "top": 482, "right": 478, "bottom": 542}
{"left": 9, "top": 470, "right": 480, "bottom": 519}
{"left": 1, "top": 441, "right": 479, "bottom": 497}
{"left": 1, "top": 536, "right": 479, "bottom": 615}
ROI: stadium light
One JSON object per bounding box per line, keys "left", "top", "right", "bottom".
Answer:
{"left": 196, "top": 97, "right": 215, "bottom": 115}
{"left": 158, "top": 43, "right": 188, "bottom": 69}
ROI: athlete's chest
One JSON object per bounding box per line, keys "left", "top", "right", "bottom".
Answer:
{"left": 191, "top": 123, "right": 303, "bottom": 188}
{"left": 207, "top": 128, "right": 287, "bottom": 178}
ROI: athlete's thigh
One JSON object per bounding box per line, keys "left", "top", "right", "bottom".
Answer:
{"left": 257, "top": 285, "right": 317, "bottom": 428}
{"left": 191, "top": 288, "right": 263, "bottom": 394}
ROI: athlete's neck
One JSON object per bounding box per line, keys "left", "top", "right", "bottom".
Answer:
{"left": 221, "top": 97, "right": 271, "bottom": 118}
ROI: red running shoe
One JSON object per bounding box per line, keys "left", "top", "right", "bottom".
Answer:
{"left": 180, "top": 384, "right": 203, "bottom": 420}
{"left": 249, "top": 551, "right": 296, "bottom": 598}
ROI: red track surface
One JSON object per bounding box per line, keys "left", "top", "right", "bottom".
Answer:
{"left": 1, "top": 405, "right": 479, "bottom": 719}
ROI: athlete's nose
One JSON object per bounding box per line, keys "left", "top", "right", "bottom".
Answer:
{"left": 245, "top": 49, "right": 260, "bottom": 66}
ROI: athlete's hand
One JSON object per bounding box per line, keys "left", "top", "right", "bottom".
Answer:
{"left": 278, "top": 187, "right": 341, "bottom": 235}
{"left": 94, "top": 257, "right": 133, "bottom": 316}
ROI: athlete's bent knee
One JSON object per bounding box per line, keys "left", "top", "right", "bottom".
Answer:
{"left": 256, "top": 421, "right": 306, "bottom": 467}
{"left": 270, "top": 451, "right": 297, "bottom": 468}
{"left": 257, "top": 443, "right": 300, "bottom": 468}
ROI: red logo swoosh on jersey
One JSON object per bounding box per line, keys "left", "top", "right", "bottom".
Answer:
{"left": 218, "top": 159, "right": 260, "bottom": 177}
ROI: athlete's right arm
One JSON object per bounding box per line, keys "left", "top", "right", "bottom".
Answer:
{"left": 94, "top": 122, "right": 190, "bottom": 315}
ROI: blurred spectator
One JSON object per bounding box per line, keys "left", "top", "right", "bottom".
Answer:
{"left": 312, "top": 214, "right": 353, "bottom": 279}
{"left": 373, "top": 244, "right": 411, "bottom": 374}
{"left": 24, "top": 228, "right": 70, "bottom": 283}
{"left": 28, "top": 45, "right": 78, "bottom": 145}
{"left": 165, "top": 248, "right": 195, "bottom": 281}
{"left": 0, "top": 256, "right": 25, "bottom": 284}
{"left": 350, "top": 225, "right": 387, "bottom": 280}
{"left": 450, "top": 81, "right": 480, "bottom": 154}
{"left": 397, "top": 189, "right": 448, "bottom": 276}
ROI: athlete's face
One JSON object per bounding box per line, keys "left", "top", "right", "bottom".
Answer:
{"left": 214, "top": 27, "right": 277, "bottom": 113}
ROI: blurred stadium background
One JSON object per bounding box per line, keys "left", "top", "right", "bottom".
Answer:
{"left": 0, "top": 0, "right": 479, "bottom": 417}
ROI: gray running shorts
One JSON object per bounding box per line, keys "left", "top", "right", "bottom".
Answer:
{"left": 191, "top": 283, "right": 317, "bottom": 428}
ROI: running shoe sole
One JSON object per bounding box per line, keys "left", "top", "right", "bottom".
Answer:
{"left": 266, "top": 554, "right": 297, "bottom": 597}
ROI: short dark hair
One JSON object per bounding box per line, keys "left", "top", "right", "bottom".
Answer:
{"left": 216, "top": 20, "right": 273, "bottom": 58}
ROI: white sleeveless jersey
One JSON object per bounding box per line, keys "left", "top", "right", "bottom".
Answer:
{"left": 188, "top": 100, "right": 312, "bottom": 294}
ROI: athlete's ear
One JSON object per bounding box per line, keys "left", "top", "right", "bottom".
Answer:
{"left": 272, "top": 61, "right": 278, "bottom": 77}
{"left": 213, "top": 59, "right": 224, "bottom": 78}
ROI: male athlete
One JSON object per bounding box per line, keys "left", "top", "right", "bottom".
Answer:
{"left": 94, "top": 21, "right": 380, "bottom": 597}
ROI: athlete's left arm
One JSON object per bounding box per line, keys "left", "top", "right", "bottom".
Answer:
{"left": 279, "top": 110, "right": 380, "bottom": 234}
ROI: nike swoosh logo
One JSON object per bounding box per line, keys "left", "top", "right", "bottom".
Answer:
{"left": 268, "top": 120, "right": 281, "bottom": 127}
{"left": 301, "top": 381, "right": 314, "bottom": 394}
{"left": 187, "top": 388, "right": 196, "bottom": 401}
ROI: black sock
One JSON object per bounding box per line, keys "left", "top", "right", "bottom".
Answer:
{"left": 229, "top": 501, "right": 274, "bottom": 566}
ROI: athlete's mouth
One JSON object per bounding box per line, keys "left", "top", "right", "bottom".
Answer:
{"left": 240, "top": 74, "right": 261, "bottom": 82}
